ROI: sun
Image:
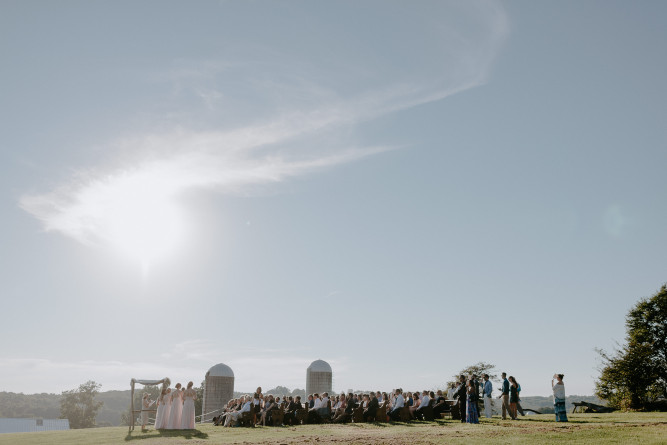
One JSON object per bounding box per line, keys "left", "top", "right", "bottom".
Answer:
{"left": 95, "top": 178, "right": 188, "bottom": 269}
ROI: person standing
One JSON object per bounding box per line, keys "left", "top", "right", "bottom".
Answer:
{"left": 154, "top": 389, "right": 165, "bottom": 428}
{"left": 168, "top": 383, "right": 183, "bottom": 429}
{"left": 159, "top": 388, "right": 172, "bottom": 429}
{"left": 552, "top": 374, "right": 568, "bottom": 422}
{"left": 498, "top": 372, "right": 510, "bottom": 420}
{"left": 180, "top": 381, "right": 197, "bottom": 429}
{"left": 141, "top": 393, "right": 153, "bottom": 431}
{"left": 508, "top": 376, "right": 519, "bottom": 420}
{"left": 456, "top": 375, "right": 467, "bottom": 423}
{"left": 482, "top": 374, "right": 493, "bottom": 418}
{"left": 466, "top": 379, "right": 479, "bottom": 424}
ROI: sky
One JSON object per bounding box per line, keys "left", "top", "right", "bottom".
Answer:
{"left": 1, "top": 0, "right": 666, "bottom": 397}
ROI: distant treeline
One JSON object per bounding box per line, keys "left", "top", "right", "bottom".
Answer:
{"left": 0, "top": 390, "right": 605, "bottom": 426}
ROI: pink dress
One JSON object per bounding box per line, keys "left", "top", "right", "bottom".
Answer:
{"left": 180, "top": 389, "right": 196, "bottom": 429}
{"left": 159, "top": 392, "right": 172, "bottom": 429}
{"left": 168, "top": 388, "right": 183, "bottom": 429}
{"left": 154, "top": 395, "right": 163, "bottom": 427}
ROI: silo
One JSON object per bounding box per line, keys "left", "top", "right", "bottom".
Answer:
{"left": 202, "top": 363, "right": 234, "bottom": 422}
{"left": 306, "top": 359, "right": 332, "bottom": 396}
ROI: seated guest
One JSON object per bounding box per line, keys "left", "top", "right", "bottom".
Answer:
{"left": 409, "top": 392, "right": 421, "bottom": 419}
{"left": 388, "top": 388, "right": 405, "bottom": 421}
{"left": 333, "top": 393, "right": 355, "bottom": 423}
{"left": 308, "top": 394, "right": 315, "bottom": 408}
{"left": 260, "top": 395, "right": 276, "bottom": 426}
{"left": 284, "top": 396, "right": 302, "bottom": 426}
{"left": 376, "top": 391, "right": 383, "bottom": 403}
{"left": 224, "top": 396, "right": 252, "bottom": 427}
{"left": 432, "top": 390, "right": 448, "bottom": 417}
{"left": 415, "top": 390, "right": 431, "bottom": 420}
{"left": 363, "top": 393, "right": 379, "bottom": 422}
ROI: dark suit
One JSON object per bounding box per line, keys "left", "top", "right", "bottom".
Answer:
{"left": 363, "top": 398, "right": 379, "bottom": 422}
{"left": 456, "top": 384, "right": 467, "bottom": 423}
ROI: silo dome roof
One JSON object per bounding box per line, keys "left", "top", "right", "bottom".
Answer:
{"left": 207, "top": 363, "right": 234, "bottom": 378}
{"left": 307, "top": 359, "right": 332, "bottom": 373}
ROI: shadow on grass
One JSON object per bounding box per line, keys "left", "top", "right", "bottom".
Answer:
{"left": 125, "top": 429, "right": 209, "bottom": 441}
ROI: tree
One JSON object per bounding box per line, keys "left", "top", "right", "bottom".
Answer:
{"left": 595, "top": 284, "right": 667, "bottom": 410}
{"left": 447, "top": 362, "right": 498, "bottom": 388}
{"left": 60, "top": 381, "right": 104, "bottom": 428}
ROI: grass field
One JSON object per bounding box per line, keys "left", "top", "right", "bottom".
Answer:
{"left": 1, "top": 413, "right": 666, "bottom": 445}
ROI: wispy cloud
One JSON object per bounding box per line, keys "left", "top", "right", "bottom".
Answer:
{"left": 19, "top": 2, "right": 509, "bottom": 259}
{"left": 0, "top": 340, "right": 349, "bottom": 393}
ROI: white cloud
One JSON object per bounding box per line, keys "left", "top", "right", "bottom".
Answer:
{"left": 19, "top": 2, "right": 509, "bottom": 264}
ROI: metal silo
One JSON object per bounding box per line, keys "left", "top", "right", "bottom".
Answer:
{"left": 306, "top": 359, "right": 332, "bottom": 396}
{"left": 202, "top": 363, "right": 234, "bottom": 422}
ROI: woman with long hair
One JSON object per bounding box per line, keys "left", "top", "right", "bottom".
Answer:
{"left": 466, "top": 380, "right": 479, "bottom": 424}
{"left": 508, "top": 376, "right": 519, "bottom": 420}
{"left": 180, "top": 381, "right": 197, "bottom": 429}
{"left": 552, "top": 374, "right": 568, "bottom": 422}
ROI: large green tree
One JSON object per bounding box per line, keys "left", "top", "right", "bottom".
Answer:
{"left": 595, "top": 284, "right": 667, "bottom": 410}
{"left": 60, "top": 380, "right": 104, "bottom": 428}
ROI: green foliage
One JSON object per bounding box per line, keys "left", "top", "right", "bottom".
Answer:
{"left": 596, "top": 284, "right": 667, "bottom": 410}
{"left": 59, "top": 380, "right": 104, "bottom": 429}
{"left": 447, "top": 362, "right": 498, "bottom": 387}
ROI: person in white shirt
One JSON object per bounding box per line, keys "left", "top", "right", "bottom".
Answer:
{"left": 224, "top": 396, "right": 252, "bottom": 427}
{"left": 388, "top": 389, "right": 405, "bottom": 421}
{"left": 415, "top": 390, "right": 431, "bottom": 420}
{"left": 447, "top": 383, "right": 457, "bottom": 400}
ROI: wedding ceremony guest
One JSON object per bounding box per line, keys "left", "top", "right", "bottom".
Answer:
{"left": 415, "top": 390, "right": 431, "bottom": 420}
{"left": 224, "top": 396, "right": 252, "bottom": 427}
{"left": 447, "top": 383, "right": 457, "bottom": 400}
{"left": 482, "top": 374, "right": 493, "bottom": 418}
{"left": 363, "top": 393, "right": 379, "bottom": 422}
{"left": 388, "top": 388, "right": 404, "bottom": 421}
{"left": 260, "top": 395, "right": 276, "bottom": 426}
{"left": 158, "top": 388, "right": 172, "bottom": 429}
{"left": 466, "top": 379, "right": 479, "bottom": 424}
{"left": 408, "top": 391, "right": 421, "bottom": 419}
{"left": 141, "top": 393, "right": 153, "bottom": 431}
{"left": 308, "top": 394, "right": 315, "bottom": 408}
{"left": 456, "top": 375, "right": 467, "bottom": 423}
{"left": 168, "top": 383, "right": 183, "bottom": 429}
{"left": 508, "top": 376, "right": 519, "bottom": 420}
{"left": 552, "top": 374, "right": 568, "bottom": 422}
{"left": 432, "top": 390, "right": 447, "bottom": 418}
{"left": 499, "top": 372, "right": 511, "bottom": 420}
{"left": 180, "top": 381, "right": 197, "bottom": 429}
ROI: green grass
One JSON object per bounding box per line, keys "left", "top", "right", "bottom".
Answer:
{"left": 1, "top": 413, "right": 666, "bottom": 445}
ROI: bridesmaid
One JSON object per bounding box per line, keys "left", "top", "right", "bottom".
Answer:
{"left": 181, "top": 381, "right": 197, "bottom": 429}
{"left": 159, "top": 388, "right": 172, "bottom": 429}
{"left": 154, "top": 389, "right": 165, "bottom": 429}
{"left": 168, "top": 383, "right": 183, "bottom": 429}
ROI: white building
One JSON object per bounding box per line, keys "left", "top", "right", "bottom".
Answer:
{"left": 0, "top": 418, "right": 70, "bottom": 434}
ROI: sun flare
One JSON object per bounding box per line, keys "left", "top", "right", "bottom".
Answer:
{"left": 86, "top": 172, "right": 188, "bottom": 268}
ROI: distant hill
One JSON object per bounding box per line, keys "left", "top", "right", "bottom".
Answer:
{"left": 0, "top": 390, "right": 606, "bottom": 426}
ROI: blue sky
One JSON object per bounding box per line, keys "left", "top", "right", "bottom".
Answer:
{"left": 1, "top": 0, "right": 666, "bottom": 396}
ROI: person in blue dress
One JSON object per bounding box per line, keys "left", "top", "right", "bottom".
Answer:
{"left": 466, "top": 379, "right": 479, "bottom": 424}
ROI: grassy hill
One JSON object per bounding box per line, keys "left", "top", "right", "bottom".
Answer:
{"left": 0, "top": 412, "right": 665, "bottom": 445}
